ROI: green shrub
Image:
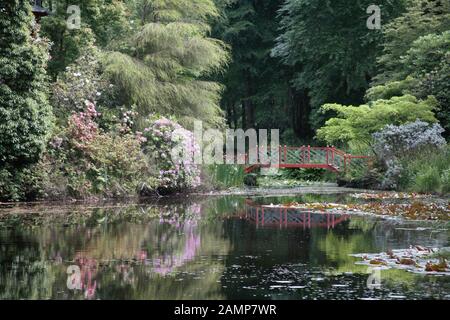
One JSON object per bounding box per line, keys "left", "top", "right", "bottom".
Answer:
{"left": 42, "top": 103, "right": 152, "bottom": 199}
{"left": 0, "top": 2, "right": 54, "bottom": 202}
{"left": 398, "top": 146, "right": 450, "bottom": 194}
{"left": 281, "top": 168, "right": 328, "bottom": 181}
{"left": 0, "top": 165, "right": 48, "bottom": 202}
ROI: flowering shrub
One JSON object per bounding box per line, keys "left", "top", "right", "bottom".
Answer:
{"left": 46, "top": 101, "right": 152, "bottom": 198}
{"left": 372, "top": 120, "right": 447, "bottom": 191}
{"left": 142, "top": 116, "right": 201, "bottom": 193}
{"left": 67, "top": 101, "right": 100, "bottom": 147}
{"left": 52, "top": 46, "right": 114, "bottom": 114}
{"left": 380, "top": 160, "right": 403, "bottom": 190}
{"left": 373, "top": 120, "right": 446, "bottom": 162}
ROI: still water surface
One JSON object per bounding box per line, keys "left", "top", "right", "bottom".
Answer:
{"left": 0, "top": 194, "right": 448, "bottom": 300}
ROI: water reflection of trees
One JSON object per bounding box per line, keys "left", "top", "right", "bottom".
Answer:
{"left": 0, "top": 202, "right": 231, "bottom": 299}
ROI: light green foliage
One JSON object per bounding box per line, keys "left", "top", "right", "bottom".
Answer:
{"left": 414, "top": 167, "right": 442, "bottom": 193}
{"left": 0, "top": 1, "right": 53, "bottom": 182}
{"left": 441, "top": 169, "right": 450, "bottom": 194}
{"left": 316, "top": 95, "right": 438, "bottom": 146}
{"left": 405, "top": 31, "right": 450, "bottom": 131}
{"left": 104, "top": 0, "right": 229, "bottom": 128}
{"left": 368, "top": 31, "right": 450, "bottom": 132}
{"left": 365, "top": 77, "right": 418, "bottom": 101}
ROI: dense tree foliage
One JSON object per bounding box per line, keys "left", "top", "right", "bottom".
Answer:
{"left": 1, "top": 0, "right": 449, "bottom": 200}
{"left": 104, "top": 0, "right": 229, "bottom": 128}
{"left": 272, "top": 0, "right": 406, "bottom": 130}
{"left": 213, "top": 0, "right": 293, "bottom": 134}
{"left": 371, "top": 0, "right": 450, "bottom": 133}
{"left": 40, "top": 0, "right": 130, "bottom": 78}
{"left": 374, "top": 0, "right": 450, "bottom": 84}
{"left": 0, "top": 1, "right": 53, "bottom": 167}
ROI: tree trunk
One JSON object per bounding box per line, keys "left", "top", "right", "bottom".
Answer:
{"left": 244, "top": 71, "right": 255, "bottom": 129}
{"left": 290, "top": 87, "right": 312, "bottom": 139}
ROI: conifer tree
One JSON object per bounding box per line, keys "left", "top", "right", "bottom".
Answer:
{"left": 104, "top": 0, "right": 229, "bottom": 128}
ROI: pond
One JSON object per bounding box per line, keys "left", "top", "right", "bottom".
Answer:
{"left": 0, "top": 194, "right": 449, "bottom": 300}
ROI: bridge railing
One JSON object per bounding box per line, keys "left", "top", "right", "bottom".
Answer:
{"left": 242, "top": 145, "right": 371, "bottom": 173}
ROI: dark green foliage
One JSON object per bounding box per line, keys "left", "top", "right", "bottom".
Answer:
{"left": 0, "top": 1, "right": 53, "bottom": 169}
{"left": 273, "top": 0, "right": 406, "bottom": 129}
{"left": 244, "top": 173, "right": 258, "bottom": 186}
{"left": 375, "top": 0, "right": 450, "bottom": 84}
{"left": 214, "top": 0, "right": 290, "bottom": 130}
{"left": 40, "top": 0, "right": 130, "bottom": 78}
{"left": 281, "top": 168, "right": 327, "bottom": 181}
{"left": 0, "top": 165, "right": 48, "bottom": 202}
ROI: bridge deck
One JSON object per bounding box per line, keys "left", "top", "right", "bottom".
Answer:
{"left": 244, "top": 146, "right": 370, "bottom": 174}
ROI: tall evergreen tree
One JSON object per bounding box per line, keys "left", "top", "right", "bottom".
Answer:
{"left": 104, "top": 0, "right": 229, "bottom": 128}
{"left": 0, "top": 0, "right": 53, "bottom": 167}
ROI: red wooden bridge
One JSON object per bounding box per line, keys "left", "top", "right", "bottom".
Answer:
{"left": 236, "top": 200, "right": 350, "bottom": 229}
{"left": 244, "top": 145, "right": 371, "bottom": 174}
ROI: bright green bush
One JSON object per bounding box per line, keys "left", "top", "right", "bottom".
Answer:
{"left": 316, "top": 95, "right": 438, "bottom": 146}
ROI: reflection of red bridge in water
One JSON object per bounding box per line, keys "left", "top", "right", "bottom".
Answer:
{"left": 238, "top": 200, "right": 349, "bottom": 229}
{"left": 244, "top": 145, "right": 371, "bottom": 174}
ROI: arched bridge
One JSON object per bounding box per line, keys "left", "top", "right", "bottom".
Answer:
{"left": 244, "top": 145, "right": 371, "bottom": 174}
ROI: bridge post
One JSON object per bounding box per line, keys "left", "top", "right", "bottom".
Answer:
{"left": 326, "top": 145, "right": 329, "bottom": 164}
{"left": 278, "top": 145, "right": 281, "bottom": 164}
{"left": 331, "top": 145, "right": 335, "bottom": 164}
{"left": 307, "top": 145, "right": 311, "bottom": 163}
{"left": 301, "top": 145, "right": 305, "bottom": 163}
{"left": 284, "top": 145, "right": 287, "bottom": 163}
